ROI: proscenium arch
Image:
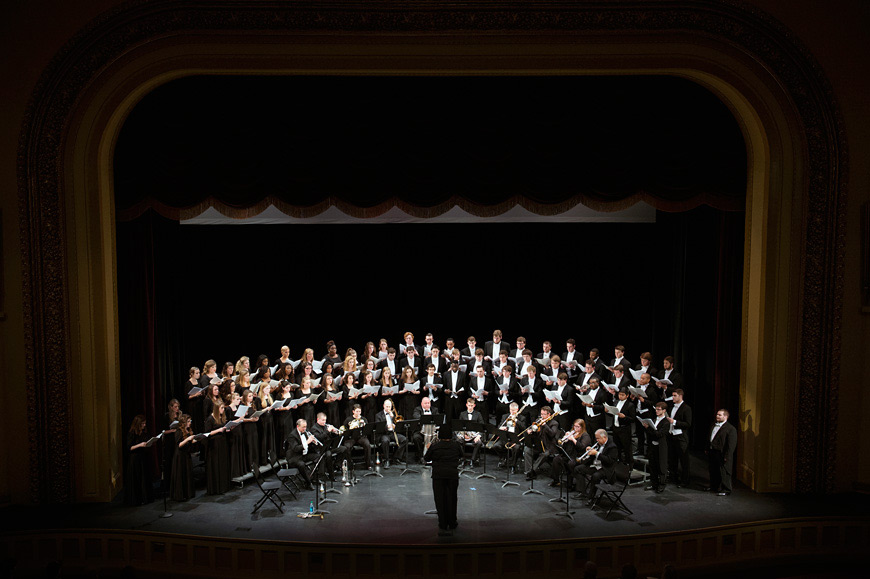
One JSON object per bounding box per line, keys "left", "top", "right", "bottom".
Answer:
{"left": 19, "top": 2, "right": 843, "bottom": 502}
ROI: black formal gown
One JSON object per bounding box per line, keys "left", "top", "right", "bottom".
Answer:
{"left": 227, "top": 412, "right": 247, "bottom": 480}
{"left": 241, "top": 416, "right": 259, "bottom": 471}
{"left": 255, "top": 398, "right": 277, "bottom": 465}
{"left": 170, "top": 431, "right": 196, "bottom": 501}
{"left": 187, "top": 380, "right": 205, "bottom": 434}
{"left": 124, "top": 431, "right": 154, "bottom": 506}
{"left": 204, "top": 416, "right": 230, "bottom": 495}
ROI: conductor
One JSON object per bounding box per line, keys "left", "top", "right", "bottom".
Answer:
{"left": 424, "top": 423, "right": 463, "bottom": 536}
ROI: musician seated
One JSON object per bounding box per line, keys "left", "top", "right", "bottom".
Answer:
{"left": 285, "top": 418, "right": 320, "bottom": 490}
{"left": 456, "top": 398, "right": 485, "bottom": 465}
{"left": 412, "top": 397, "right": 440, "bottom": 463}
{"left": 523, "top": 405, "right": 561, "bottom": 480}
{"left": 375, "top": 399, "right": 407, "bottom": 469}
{"left": 493, "top": 402, "right": 527, "bottom": 469}
{"left": 341, "top": 404, "right": 372, "bottom": 470}
{"left": 310, "top": 412, "right": 347, "bottom": 482}
{"left": 550, "top": 418, "right": 592, "bottom": 488}
{"left": 573, "top": 428, "right": 619, "bottom": 505}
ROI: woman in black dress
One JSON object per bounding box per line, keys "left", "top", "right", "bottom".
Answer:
{"left": 125, "top": 414, "right": 154, "bottom": 506}
{"left": 398, "top": 365, "right": 420, "bottom": 419}
{"left": 170, "top": 414, "right": 197, "bottom": 501}
{"left": 161, "top": 399, "right": 181, "bottom": 485}
{"left": 294, "top": 376, "right": 317, "bottom": 426}
{"left": 220, "top": 361, "right": 234, "bottom": 381}
{"left": 185, "top": 366, "right": 205, "bottom": 434}
{"left": 323, "top": 342, "right": 342, "bottom": 376}
{"left": 295, "top": 349, "right": 316, "bottom": 382}
{"left": 239, "top": 389, "right": 260, "bottom": 469}
{"left": 225, "top": 392, "right": 248, "bottom": 480}
{"left": 273, "top": 380, "right": 295, "bottom": 454}
{"left": 255, "top": 371, "right": 277, "bottom": 465}
{"left": 252, "top": 354, "right": 270, "bottom": 384}
{"left": 320, "top": 373, "right": 342, "bottom": 427}
{"left": 357, "top": 370, "right": 380, "bottom": 423}
{"left": 204, "top": 402, "right": 231, "bottom": 495}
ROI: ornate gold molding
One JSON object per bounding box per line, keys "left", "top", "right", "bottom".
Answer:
{"left": 18, "top": 0, "right": 846, "bottom": 501}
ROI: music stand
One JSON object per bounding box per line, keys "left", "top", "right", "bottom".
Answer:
{"left": 551, "top": 442, "right": 575, "bottom": 520}
{"left": 398, "top": 418, "right": 420, "bottom": 476}
{"left": 501, "top": 430, "right": 521, "bottom": 488}
{"left": 309, "top": 450, "right": 331, "bottom": 515}
{"left": 159, "top": 433, "right": 172, "bottom": 518}
{"left": 418, "top": 413, "right": 445, "bottom": 469}
{"left": 476, "top": 423, "right": 504, "bottom": 480}
{"left": 452, "top": 419, "right": 485, "bottom": 478}
{"left": 322, "top": 434, "right": 344, "bottom": 499}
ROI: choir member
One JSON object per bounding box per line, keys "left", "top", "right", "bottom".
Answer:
{"left": 204, "top": 402, "right": 231, "bottom": 495}
{"left": 125, "top": 414, "right": 154, "bottom": 506}
{"left": 170, "top": 414, "right": 197, "bottom": 501}
{"left": 255, "top": 373, "right": 277, "bottom": 465}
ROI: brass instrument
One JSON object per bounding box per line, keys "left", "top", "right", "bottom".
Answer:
{"left": 576, "top": 442, "right": 601, "bottom": 463}
{"left": 389, "top": 409, "right": 402, "bottom": 446}
{"left": 505, "top": 410, "right": 562, "bottom": 450}
{"left": 557, "top": 430, "right": 577, "bottom": 446}
{"left": 339, "top": 417, "right": 366, "bottom": 433}
{"left": 485, "top": 403, "right": 529, "bottom": 449}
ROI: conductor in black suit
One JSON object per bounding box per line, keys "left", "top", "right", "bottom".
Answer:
{"left": 424, "top": 423, "right": 463, "bottom": 536}
{"left": 705, "top": 409, "right": 737, "bottom": 495}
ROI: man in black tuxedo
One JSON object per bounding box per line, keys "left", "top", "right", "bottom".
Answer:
{"left": 588, "top": 348, "right": 609, "bottom": 378}
{"left": 634, "top": 352, "right": 658, "bottom": 387}
{"left": 442, "top": 360, "right": 467, "bottom": 419}
{"left": 655, "top": 355, "right": 684, "bottom": 394}
{"left": 536, "top": 340, "right": 555, "bottom": 362}
{"left": 610, "top": 388, "right": 636, "bottom": 468}
{"left": 493, "top": 402, "right": 526, "bottom": 469}
{"left": 510, "top": 337, "right": 528, "bottom": 363}
{"left": 573, "top": 428, "right": 619, "bottom": 505}
{"left": 666, "top": 389, "right": 693, "bottom": 487}
{"left": 609, "top": 364, "right": 631, "bottom": 393}
{"left": 377, "top": 348, "right": 399, "bottom": 377}
{"left": 493, "top": 364, "right": 520, "bottom": 422}
{"left": 424, "top": 345, "right": 449, "bottom": 376}
{"left": 420, "top": 362, "right": 443, "bottom": 412}
{"left": 400, "top": 346, "right": 423, "bottom": 376}
{"left": 705, "top": 408, "right": 737, "bottom": 495}
{"left": 309, "top": 412, "right": 347, "bottom": 481}
{"left": 608, "top": 345, "right": 631, "bottom": 383}
{"left": 467, "top": 364, "right": 494, "bottom": 423}
{"left": 631, "top": 372, "right": 659, "bottom": 457}
{"left": 411, "top": 397, "right": 441, "bottom": 462}
{"left": 341, "top": 404, "right": 372, "bottom": 470}
{"left": 374, "top": 399, "right": 407, "bottom": 468}
{"left": 456, "top": 397, "right": 485, "bottom": 464}
{"left": 484, "top": 329, "right": 510, "bottom": 361}
{"left": 579, "top": 377, "right": 610, "bottom": 435}
{"left": 460, "top": 336, "right": 478, "bottom": 359}
{"left": 518, "top": 364, "right": 546, "bottom": 422}
{"left": 562, "top": 339, "right": 582, "bottom": 380}
{"left": 285, "top": 418, "right": 320, "bottom": 489}
{"left": 643, "top": 402, "right": 671, "bottom": 493}
{"left": 523, "top": 406, "right": 561, "bottom": 480}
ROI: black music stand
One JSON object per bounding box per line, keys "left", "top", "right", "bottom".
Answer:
{"left": 452, "top": 419, "right": 485, "bottom": 478}
{"left": 418, "top": 413, "right": 445, "bottom": 469}
{"left": 551, "top": 442, "right": 575, "bottom": 520}
{"left": 398, "top": 418, "right": 420, "bottom": 476}
{"left": 309, "top": 450, "right": 331, "bottom": 515}
{"left": 476, "top": 423, "right": 503, "bottom": 480}
{"left": 360, "top": 423, "right": 383, "bottom": 478}
{"left": 321, "top": 434, "right": 344, "bottom": 501}
{"left": 158, "top": 432, "right": 172, "bottom": 518}
{"left": 501, "top": 430, "right": 522, "bottom": 488}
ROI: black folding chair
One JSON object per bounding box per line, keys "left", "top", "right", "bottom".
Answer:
{"left": 251, "top": 464, "right": 284, "bottom": 514}
{"left": 268, "top": 451, "right": 300, "bottom": 500}
{"left": 591, "top": 461, "right": 633, "bottom": 518}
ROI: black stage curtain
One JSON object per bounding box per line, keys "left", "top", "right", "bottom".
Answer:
{"left": 118, "top": 206, "right": 744, "bottom": 479}
{"left": 114, "top": 75, "right": 746, "bottom": 219}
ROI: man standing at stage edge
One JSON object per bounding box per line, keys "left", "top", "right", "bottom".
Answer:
{"left": 424, "top": 424, "right": 463, "bottom": 536}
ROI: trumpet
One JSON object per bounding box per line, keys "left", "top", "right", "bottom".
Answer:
{"left": 557, "top": 430, "right": 577, "bottom": 445}
{"left": 576, "top": 442, "right": 601, "bottom": 463}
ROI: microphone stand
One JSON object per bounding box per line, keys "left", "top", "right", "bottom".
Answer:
{"left": 160, "top": 433, "right": 172, "bottom": 518}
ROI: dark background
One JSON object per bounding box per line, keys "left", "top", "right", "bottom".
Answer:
{"left": 115, "top": 74, "right": 746, "bottom": 453}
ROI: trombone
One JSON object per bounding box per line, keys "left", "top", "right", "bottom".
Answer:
{"left": 505, "top": 410, "right": 562, "bottom": 450}
{"left": 486, "top": 403, "right": 529, "bottom": 448}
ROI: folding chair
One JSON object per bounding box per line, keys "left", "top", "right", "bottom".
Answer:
{"left": 251, "top": 464, "right": 284, "bottom": 514}
{"left": 268, "top": 451, "right": 301, "bottom": 501}
{"left": 591, "top": 461, "right": 633, "bottom": 518}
